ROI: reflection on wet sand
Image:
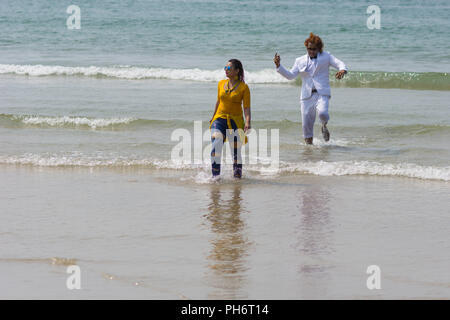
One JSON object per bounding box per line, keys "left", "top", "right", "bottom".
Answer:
{"left": 296, "top": 184, "right": 335, "bottom": 298}
{"left": 204, "top": 182, "right": 250, "bottom": 299}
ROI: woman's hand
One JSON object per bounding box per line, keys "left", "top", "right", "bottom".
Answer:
{"left": 244, "top": 121, "right": 251, "bottom": 133}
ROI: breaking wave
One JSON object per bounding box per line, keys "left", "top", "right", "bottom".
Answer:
{"left": 0, "top": 153, "right": 448, "bottom": 181}
{"left": 1, "top": 64, "right": 448, "bottom": 90}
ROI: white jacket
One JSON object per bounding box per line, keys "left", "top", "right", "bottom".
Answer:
{"left": 277, "top": 51, "right": 347, "bottom": 100}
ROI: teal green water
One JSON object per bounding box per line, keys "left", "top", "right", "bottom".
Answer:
{"left": 1, "top": 0, "right": 449, "bottom": 72}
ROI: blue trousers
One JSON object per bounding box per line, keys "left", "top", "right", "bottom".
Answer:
{"left": 210, "top": 118, "right": 242, "bottom": 177}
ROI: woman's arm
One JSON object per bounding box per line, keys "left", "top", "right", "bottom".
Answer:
{"left": 210, "top": 99, "right": 219, "bottom": 123}
{"left": 243, "top": 85, "right": 251, "bottom": 132}
{"left": 244, "top": 107, "right": 251, "bottom": 133}
{"left": 210, "top": 81, "right": 221, "bottom": 123}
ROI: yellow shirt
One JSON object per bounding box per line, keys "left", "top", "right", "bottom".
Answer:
{"left": 210, "top": 79, "right": 251, "bottom": 143}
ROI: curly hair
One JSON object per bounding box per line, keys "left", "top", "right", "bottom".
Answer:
{"left": 304, "top": 33, "right": 324, "bottom": 53}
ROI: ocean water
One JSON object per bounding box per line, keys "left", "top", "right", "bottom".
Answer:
{"left": 0, "top": 0, "right": 449, "bottom": 299}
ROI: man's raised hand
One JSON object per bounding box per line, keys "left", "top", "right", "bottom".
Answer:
{"left": 274, "top": 53, "right": 280, "bottom": 68}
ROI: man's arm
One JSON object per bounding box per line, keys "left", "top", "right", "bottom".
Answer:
{"left": 329, "top": 53, "right": 347, "bottom": 79}
{"left": 274, "top": 53, "right": 300, "bottom": 80}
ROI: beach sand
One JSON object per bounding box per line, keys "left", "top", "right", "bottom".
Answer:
{"left": 1, "top": 165, "right": 449, "bottom": 299}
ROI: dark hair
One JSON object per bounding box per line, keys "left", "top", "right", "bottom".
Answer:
{"left": 228, "top": 59, "right": 245, "bottom": 82}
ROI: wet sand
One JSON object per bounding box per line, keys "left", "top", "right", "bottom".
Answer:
{"left": 1, "top": 165, "right": 449, "bottom": 299}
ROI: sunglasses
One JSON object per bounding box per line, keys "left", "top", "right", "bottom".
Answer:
{"left": 224, "top": 66, "right": 232, "bottom": 71}
{"left": 307, "top": 47, "right": 318, "bottom": 51}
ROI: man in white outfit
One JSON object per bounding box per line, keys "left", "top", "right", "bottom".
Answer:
{"left": 274, "top": 33, "right": 347, "bottom": 144}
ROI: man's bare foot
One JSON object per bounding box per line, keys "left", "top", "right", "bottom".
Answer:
{"left": 305, "top": 137, "right": 313, "bottom": 145}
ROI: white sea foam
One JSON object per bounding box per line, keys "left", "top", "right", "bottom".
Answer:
{"left": 13, "top": 115, "right": 137, "bottom": 129}
{"left": 305, "top": 137, "right": 364, "bottom": 147}
{"left": 0, "top": 154, "right": 207, "bottom": 169}
{"left": 0, "top": 154, "right": 448, "bottom": 181}
{"left": 0, "top": 64, "right": 290, "bottom": 83}
{"left": 275, "top": 160, "right": 450, "bottom": 181}
{"left": 2, "top": 64, "right": 447, "bottom": 90}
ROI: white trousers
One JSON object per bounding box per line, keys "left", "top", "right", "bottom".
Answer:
{"left": 300, "top": 93, "right": 330, "bottom": 138}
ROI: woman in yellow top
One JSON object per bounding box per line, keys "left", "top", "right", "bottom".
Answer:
{"left": 210, "top": 59, "right": 251, "bottom": 178}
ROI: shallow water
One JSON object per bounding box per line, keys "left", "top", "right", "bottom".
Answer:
{"left": 1, "top": 75, "right": 449, "bottom": 179}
